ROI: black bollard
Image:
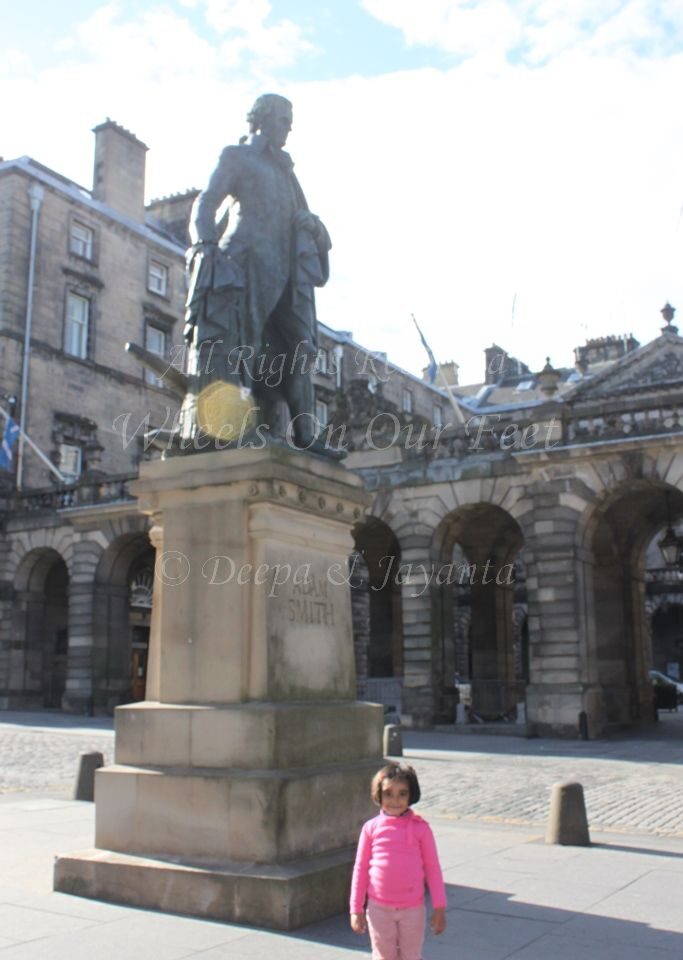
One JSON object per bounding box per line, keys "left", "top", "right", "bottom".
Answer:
{"left": 73, "top": 751, "right": 104, "bottom": 802}
{"left": 383, "top": 724, "right": 403, "bottom": 757}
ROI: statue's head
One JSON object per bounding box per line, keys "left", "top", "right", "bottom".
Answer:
{"left": 247, "top": 94, "right": 293, "bottom": 149}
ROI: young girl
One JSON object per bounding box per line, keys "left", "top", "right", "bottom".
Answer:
{"left": 350, "top": 762, "right": 446, "bottom": 959}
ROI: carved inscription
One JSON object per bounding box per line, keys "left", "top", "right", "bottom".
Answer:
{"left": 287, "top": 574, "right": 335, "bottom": 627}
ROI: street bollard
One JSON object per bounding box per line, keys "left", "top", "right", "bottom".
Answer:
{"left": 546, "top": 780, "right": 591, "bottom": 846}
{"left": 73, "top": 751, "right": 104, "bottom": 802}
{"left": 578, "top": 710, "right": 589, "bottom": 741}
{"left": 383, "top": 724, "right": 403, "bottom": 757}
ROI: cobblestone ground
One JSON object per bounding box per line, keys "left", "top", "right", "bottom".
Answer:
{"left": 1, "top": 710, "right": 682, "bottom": 837}
{"left": 0, "top": 713, "right": 114, "bottom": 794}
{"left": 407, "top": 718, "right": 683, "bottom": 837}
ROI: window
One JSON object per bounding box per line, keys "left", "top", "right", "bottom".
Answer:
{"left": 314, "top": 348, "right": 328, "bottom": 375}
{"left": 148, "top": 260, "right": 168, "bottom": 296}
{"left": 70, "top": 221, "right": 94, "bottom": 260}
{"left": 402, "top": 388, "right": 413, "bottom": 414}
{"left": 65, "top": 292, "right": 90, "bottom": 359}
{"left": 433, "top": 403, "right": 443, "bottom": 427}
{"left": 144, "top": 323, "right": 167, "bottom": 386}
{"left": 59, "top": 443, "right": 82, "bottom": 482}
{"left": 315, "top": 400, "right": 329, "bottom": 430}
{"left": 331, "top": 345, "right": 344, "bottom": 388}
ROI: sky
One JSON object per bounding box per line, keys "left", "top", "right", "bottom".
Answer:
{"left": 2, "top": 0, "right": 683, "bottom": 385}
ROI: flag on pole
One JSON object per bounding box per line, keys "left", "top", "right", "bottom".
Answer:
{"left": 411, "top": 314, "right": 438, "bottom": 384}
{"left": 410, "top": 313, "right": 466, "bottom": 424}
{"left": 0, "top": 415, "right": 20, "bottom": 471}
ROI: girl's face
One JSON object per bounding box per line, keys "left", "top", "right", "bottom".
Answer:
{"left": 380, "top": 778, "right": 410, "bottom": 816}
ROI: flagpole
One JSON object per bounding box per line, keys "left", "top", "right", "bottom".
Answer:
{"left": 411, "top": 314, "right": 466, "bottom": 425}
{"left": 436, "top": 364, "right": 466, "bottom": 426}
{"left": 17, "top": 183, "right": 45, "bottom": 491}
{"left": 0, "top": 406, "right": 67, "bottom": 484}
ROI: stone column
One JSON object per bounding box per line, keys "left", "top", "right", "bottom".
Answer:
{"left": 350, "top": 551, "right": 370, "bottom": 699}
{"left": 524, "top": 500, "right": 589, "bottom": 736}
{"left": 55, "top": 447, "right": 383, "bottom": 930}
{"left": 62, "top": 541, "right": 100, "bottom": 714}
{"left": 398, "top": 541, "right": 435, "bottom": 728}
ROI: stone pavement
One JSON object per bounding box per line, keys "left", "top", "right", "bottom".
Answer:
{"left": 1, "top": 710, "right": 683, "bottom": 957}
{"left": 2, "top": 789, "right": 683, "bottom": 959}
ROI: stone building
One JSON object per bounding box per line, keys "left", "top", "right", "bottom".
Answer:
{"left": 2, "top": 122, "right": 682, "bottom": 736}
{"left": 350, "top": 317, "right": 683, "bottom": 733}
{"left": 0, "top": 121, "right": 187, "bottom": 712}
{"left": 0, "top": 122, "right": 444, "bottom": 715}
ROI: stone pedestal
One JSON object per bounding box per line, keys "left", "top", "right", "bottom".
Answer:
{"left": 54, "top": 446, "right": 384, "bottom": 929}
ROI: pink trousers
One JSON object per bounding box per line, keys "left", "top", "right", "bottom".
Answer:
{"left": 366, "top": 899, "right": 426, "bottom": 960}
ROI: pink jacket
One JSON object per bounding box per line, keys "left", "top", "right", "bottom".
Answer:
{"left": 350, "top": 809, "right": 446, "bottom": 912}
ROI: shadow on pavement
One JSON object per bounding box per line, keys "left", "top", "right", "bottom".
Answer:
{"left": 592, "top": 841, "right": 683, "bottom": 861}
{"left": 283, "top": 878, "right": 683, "bottom": 959}
{"left": 404, "top": 710, "right": 683, "bottom": 767}
{"left": 0, "top": 710, "right": 114, "bottom": 732}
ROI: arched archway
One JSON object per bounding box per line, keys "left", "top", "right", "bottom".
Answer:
{"left": 644, "top": 539, "right": 683, "bottom": 684}
{"left": 582, "top": 480, "right": 683, "bottom": 728}
{"left": 12, "top": 548, "right": 69, "bottom": 708}
{"left": 651, "top": 604, "right": 683, "bottom": 676}
{"left": 434, "top": 503, "right": 526, "bottom": 722}
{"left": 93, "top": 533, "right": 154, "bottom": 710}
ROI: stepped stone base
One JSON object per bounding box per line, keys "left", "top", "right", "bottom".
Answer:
{"left": 54, "top": 845, "right": 355, "bottom": 930}
{"left": 53, "top": 447, "right": 383, "bottom": 930}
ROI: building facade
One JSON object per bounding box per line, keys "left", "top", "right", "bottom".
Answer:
{"left": 0, "top": 122, "right": 445, "bottom": 715}
{"left": 350, "top": 320, "right": 683, "bottom": 733}
{"left": 0, "top": 122, "right": 187, "bottom": 711}
{"left": 2, "top": 124, "right": 682, "bottom": 736}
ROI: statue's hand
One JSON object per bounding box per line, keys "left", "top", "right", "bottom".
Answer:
{"left": 186, "top": 240, "right": 217, "bottom": 270}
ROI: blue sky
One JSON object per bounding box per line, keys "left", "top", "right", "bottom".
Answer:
{"left": 3, "top": 1, "right": 683, "bottom": 384}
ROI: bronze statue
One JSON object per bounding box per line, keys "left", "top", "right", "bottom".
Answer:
{"left": 187, "top": 93, "right": 332, "bottom": 448}
{"left": 128, "top": 94, "right": 332, "bottom": 454}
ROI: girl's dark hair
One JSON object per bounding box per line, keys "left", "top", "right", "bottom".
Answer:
{"left": 371, "top": 762, "right": 421, "bottom": 806}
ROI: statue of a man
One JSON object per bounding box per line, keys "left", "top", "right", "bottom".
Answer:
{"left": 184, "top": 94, "right": 331, "bottom": 450}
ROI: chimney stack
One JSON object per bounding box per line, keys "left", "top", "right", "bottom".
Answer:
{"left": 92, "top": 120, "right": 148, "bottom": 223}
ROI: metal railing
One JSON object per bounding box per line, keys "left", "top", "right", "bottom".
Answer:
{"left": 8, "top": 472, "right": 137, "bottom": 515}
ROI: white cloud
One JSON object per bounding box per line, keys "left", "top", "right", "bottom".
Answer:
{"left": 297, "top": 50, "right": 683, "bottom": 382}
{"left": 361, "top": 0, "right": 681, "bottom": 64}
{"left": 361, "top": 0, "right": 522, "bottom": 60}
{"left": 200, "top": 0, "right": 315, "bottom": 70}
{"left": 2, "top": 1, "right": 683, "bottom": 386}
{"left": 0, "top": 1, "right": 314, "bottom": 197}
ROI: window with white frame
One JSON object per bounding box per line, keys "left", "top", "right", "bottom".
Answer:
{"left": 64, "top": 292, "right": 90, "bottom": 359}
{"left": 148, "top": 260, "right": 168, "bottom": 296}
{"left": 402, "top": 388, "right": 413, "bottom": 413}
{"left": 315, "top": 400, "right": 329, "bottom": 431}
{"left": 59, "top": 443, "right": 82, "bottom": 482}
{"left": 433, "top": 403, "right": 443, "bottom": 427}
{"left": 314, "top": 348, "right": 328, "bottom": 374}
{"left": 144, "top": 323, "right": 167, "bottom": 386}
{"left": 69, "top": 221, "right": 94, "bottom": 260}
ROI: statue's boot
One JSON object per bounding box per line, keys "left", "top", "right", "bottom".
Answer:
{"left": 284, "top": 372, "right": 316, "bottom": 447}
{"left": 284, "top": 373, "right": 345, "bottom": 459}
